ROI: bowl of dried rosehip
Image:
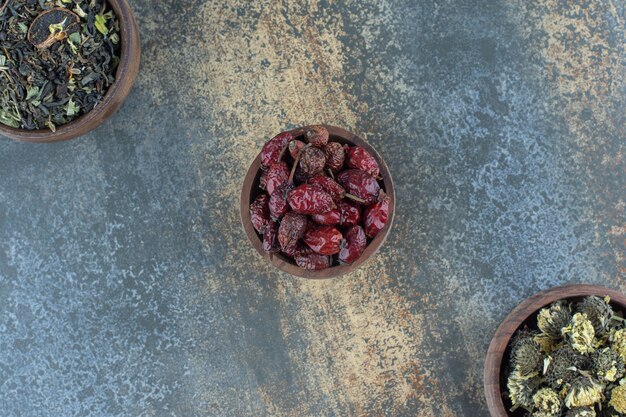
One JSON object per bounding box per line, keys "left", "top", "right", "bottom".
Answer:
{"left": 240, "top": 125, "right": 394, "bottom": 279}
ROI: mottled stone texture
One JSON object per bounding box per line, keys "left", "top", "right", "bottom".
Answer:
{"left": 0, "top": 0, "right": 624, "bottom": 416}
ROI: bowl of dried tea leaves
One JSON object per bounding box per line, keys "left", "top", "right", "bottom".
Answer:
{"left": 0, "top": 0, "right": 140, "bottom": 142}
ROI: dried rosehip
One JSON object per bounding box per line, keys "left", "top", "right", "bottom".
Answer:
{"left": 323, "top": 142, "right": 345, "bottom": 173}
{"left": 278, "top": 212, "right": 307, "bottom": 250}
{"left": 250, "top": 194, "right": 270, "bottom": 234}
{"left": 263, "top": 221, "right": 280, "bottom": 253}
{"left": 289, "top": 140, "right": 305, "bottom": 160}
{"left": 337, "top": 200, "right": 361, "bottom": 226}
{"left": 304, "top": 125, "right": 329, "bottom": 147}
{"left": 265, "top": 161, "right": 289, "bottom": 195}
{"left": 311, "top": 209, "right": 341, "bottom": 226}
{"left": 308, "top": 176, "right": 345, "bottom": 203}
{"left": 299, "top": 147, "right": 326, "bottom": 176}
{"left": 261, "top": 131, "right": 293, "bottom": 168}
{"left": 269, "top": 182, "right": 293, "bottom": 219}
{"left": 259, "top": 170, "right": 269, "bottom": 191}
{"left": 287, "top": 184, "right": 336, "bottom": 215}
{"left": 295, "top": 253, "right": 331, "bottom": 270}
{"left": 344, "top": 145, "right": 380, "bottom": 177}
{"left": 294, "top": 166, "right": 310, "bottom": 184}
{"left": 281, "top": 241, "right": 313, "bottom": 258}
{"left": 364, "top": 191, "right": 389, "bottom": 238}
{"left": 304, "top": 226, "right": 342, "bottom": 255}
{"left": 338, "top": 225, "right": 366, "bottom": 264}
{"left": 337, "top": 169, "right": 381, "bottom": 205}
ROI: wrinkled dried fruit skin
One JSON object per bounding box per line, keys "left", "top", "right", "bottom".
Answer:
{"left": 337, "top": 200, "right": 361, "bottom": 226}
{"left": 289, "top": 140, "right": 305, "bottom": 159}
{"left": 308, "top": 176, "right": 345, "bottom": 203}
{"left": 295, "top": 253, "right": 331, "bottom": 270}
{"left": 304, "top": 125, "right": 329, "bottom": 147}
{"left": 269, "top": 182, "right": 293, "bottom": 219}
{"left": 278, "top": 212, "right": 307, "bottom": 250}
{"left": 265, "top": 161, "right": 289, "bottom": 195}
{"left": 299, "top": 147, "right": 326, "bottom": 176}
{"left": 294, "top": 166, "right": 311, "bottom": 184}
{"left": 323, "top": 142, "right": 345, "bottom": 173}
{"left": 250, "top": 194, "right": 270, "bottom": 233}
{"left": 344, "top": 145, "right": 380, "bottom": 177}
{"left": 281, "top": 241, "right": 313, "bottom": 258}
{"left": 311, "top": 209, "right": 341, "bottom": 226}
{"left": 287, "top": 184, "right": 336, "bottom": 215}
{"left": 263, "top": 221, "right": 280, "bottom": 253}
{"left": 338, "top": 225, "right": 367, "bottom": 264}
{"left": 261, "top": 131, "right": 293, "bottom": 168}
{"left": 364, "top": 192, "right": 389, "bottom": 238}
{"left": 259, "top": 170, "right": 269, "bottom": 191}
{"left": 337, "top": 169, "right": 381, "bottom": 205}
{"left": 304, "top": 226, "right": 343, "bottom": 255}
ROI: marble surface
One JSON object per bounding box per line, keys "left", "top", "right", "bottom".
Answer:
{"left": 0, "top": 0, "right": 624, "bottom": 416}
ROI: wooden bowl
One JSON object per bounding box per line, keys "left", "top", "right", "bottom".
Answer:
{"left": 484, "top": 284, "right": 626, "bottom": 417}
{"left": 0, "top": 0, "right": 141, "bottom": 143}
{"left": 240, "top": 125, "right": 395, "bottom": 279}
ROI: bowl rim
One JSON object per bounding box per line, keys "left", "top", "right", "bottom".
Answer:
{"left": 240, "top": 124, "right": 395, "bottom": 279}
{"left": 483, "top": 284, "right": 626, "bottom": 417}
{"left": 0, "top": 0, "right": 141, "bottom": 143}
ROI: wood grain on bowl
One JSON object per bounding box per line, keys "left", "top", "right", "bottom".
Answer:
{"left": 240, "top": 125, "right": 395, "bottom": 279}
{"left": 0, "top": 0, "right": 141, "bottom": 143}
{"left": 484, "top": 284, "right": 626, "bottom": 417}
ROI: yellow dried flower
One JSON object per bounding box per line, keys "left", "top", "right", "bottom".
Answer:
{"left": 533, "top": 387, "right": 562, "bottom": 414}
{"left": 592, "top": 347, "right": 624, "bottom": 382}
{"left": 538, "top": 301, "right": 572, "bottom": 339}
{"left": 611, "top": 328, "right": 626, "bottom": 362}
{"left": 511, "top": 329, "right": 543, "bottom": 376}
{"left": 562, "top": 313, "right": 596, "bottom": 354}
{"left": 565, "top": 407, "right": 596, "bottom": 417}
{"left": 507, "top": 371, "right": 539, "bottom": 411}
{"left": 577, "top": 296, "right": 613, "bottom": 336}
{"left": 564, "top": 377, "right": 604, "bottom": 408}
{"left": 546, "top": 346, "right": 587, "bottom": 388}
{"left": 535, "top": 333, "right": 558, "bottom": 354}
{"left": 609, "top": 384, "right": 626, "bottom": 414}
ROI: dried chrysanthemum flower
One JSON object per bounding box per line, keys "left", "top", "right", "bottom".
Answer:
{"left": 507, "top": 371, "right": 540, "bottom": 411}
{"left": 564, "top": 376, "right": 604, "bottom": 408}
{"left": 539, "top": 301, "right": 573, "bottom": 339}
{"left": 531, "top": 412, "right": 558, "bottom": 417}
{"left": 533, "top": 387, "right": 562, "bottom": 414}
{"left": 546, "top": 345, "right": 589, "bottom": 389}
{"left": 611, "top": 328, "right": 626, "bottom": 362}
{"left": 563, "top": 313, "right": 596, "bottom": 354}
{"left": 592, "top": 347, "right": 624, "bottom": 382}
{"left": 511, "top": 329, "right": 543, "bottom": 376}
{"left": 535, "top": 333, "right": 559, "bottom": 354}
{"left": 608, "top": 384, "right": 626, "bottom": 414}
{"left": 566, "top": 407, "right": 596, "bottom": 417}
{"left": 578, "top": 296, "right": 613, "bottom": 337}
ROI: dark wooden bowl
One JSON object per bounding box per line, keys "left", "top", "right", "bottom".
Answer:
{"left": 240, "top": 125, "right": 395, "bottom": 279}
{"left": 484, "top": 284, "right": 626, "bottom": 417}
{"left": 0, "top": 0, "right": 141, "bottom": 143}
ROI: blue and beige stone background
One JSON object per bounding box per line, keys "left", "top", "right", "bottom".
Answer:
{"left": 0, "top": 1, "right": 624, "bottom": 416}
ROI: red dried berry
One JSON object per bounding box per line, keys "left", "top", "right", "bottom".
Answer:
{"left": 295, "top": 253, "right": 331, "bottom": 270}
{"left": 344, "top": 145, "right": 380, "bottom": 177}
{"left": 281, "top": 241, "right": 313, "bottom": 258}
{"left": 250, "top": 194, "right": 270, "bottom": 234}
{"left": 261, "top": 131, "right": 293, "bottom": 168}
{"left": 308, "top": 176, "right": 345, "bottom": 203}
{"left": 263, "top": 221, "right": 280, "bottom": 253}
{"left": 269, "top": 182, "right": 293, "bottom": 219}
{"left": 299, "top": 147, "right": 326, "bottom": 176}
{"left": 287, "top": 184, "right": 336, "bottom": 215}
{"left": 323, "top": 142, "right": 345, "bottom": 173}
{"left": 304, "top": 125, "right": 329, "bottom": 147}
{"left": 337, "top": 169, "right": 381, "bottom": 205}
{"left": 303, "top": 226, "right": 343, "bottom": 255}
{"left": 278, "top": 212, "right": 308, "bottom": 250}
{"left": 289, "top": 140, "right": 305, "bottom": 160}
{"left": 337, "top": 200, "right": 361, "bottom": 226}
{"left": 364, "top": 191, "right": 389, "bottom": 238}
{"left": 265, "top": 161, "right": 289, "bottom": 195}
{"left": 311, "top": 209, "right": 341, "bottom": 226}
{"left": 338, "top": 225, "right": 367, "bottom": 264}
{"left": 259, "top": 170, "right": 269, "bottom": 191}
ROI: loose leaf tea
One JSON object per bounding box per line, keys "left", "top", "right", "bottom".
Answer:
{"left": 506, "top": 295, "right": 626, "bottom": 416}
{"left": 0, "top": 0, "right": 121, "bottom": 131}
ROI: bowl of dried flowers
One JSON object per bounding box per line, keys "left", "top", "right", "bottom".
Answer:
{"left": 485, "top": 284, "right": 626, "bottom": 417}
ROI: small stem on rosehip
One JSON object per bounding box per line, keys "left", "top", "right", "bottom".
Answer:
{"left": 288, "top": 143, "right": 311, "bottom": 183}
{"left": 345, "top": 193, "right": 366, "bottom": 204}
{"left": 327, "top": 168, "right": 335, "bottom": 180}
{"left": 277, "top": 142, "right": 289, "bottom": 162}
